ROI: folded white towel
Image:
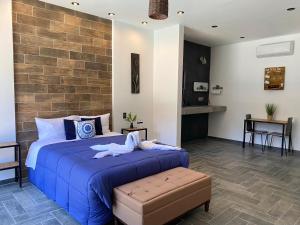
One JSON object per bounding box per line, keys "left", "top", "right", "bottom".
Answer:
{"left": 92, "top": 131, "right": 140, "bottom": 158}
{"left": 91, "top": 133, "right": 181, "bottom": 159}
{"left": 139, "top": 140, "right": 181, "bottom": 151}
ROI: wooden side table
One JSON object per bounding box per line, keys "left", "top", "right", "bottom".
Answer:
{"left": 121, "top": 128, "right": 148, "bottom": 140}
{"left": 0, "top": 142, "right": 22, "bottom": 187}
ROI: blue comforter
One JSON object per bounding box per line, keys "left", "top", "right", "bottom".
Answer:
{"left": 28, "top": 135, "right": 189, "bottom": 225}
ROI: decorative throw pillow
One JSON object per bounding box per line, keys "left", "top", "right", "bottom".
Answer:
{"left": 80, "top": 113, "right": 110, "bottom": 134}
{"left": 74, "top": 120, "right": 96, "bottom": 139}
{"left": 81, "top": 117, "right": 103, "bottom": 135}
{"left": 64, "top": 119, "right": 77, "bottom": 140}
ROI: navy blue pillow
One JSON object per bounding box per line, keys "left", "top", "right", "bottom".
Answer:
{"left": 81, "top": 117, "right": 103, "bottom": 135}
{"left": 64, "top": 119, "right": 76, "bottom": 140}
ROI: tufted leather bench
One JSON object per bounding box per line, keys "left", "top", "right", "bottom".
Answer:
{"left": 113, "top": 167, "right": 211, "bottom": 225}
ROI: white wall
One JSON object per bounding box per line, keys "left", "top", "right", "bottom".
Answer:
{"left": 153, "top": 25, "right": 184, "bottom": 146}
{"left": 112, "top": 21, "right": 154, "bottom": 138}
{"left": 209, "top": 33, "right": 300, "bottom": 150}
{"left": 0, "top": 0, "right": 17, "bottom": 180}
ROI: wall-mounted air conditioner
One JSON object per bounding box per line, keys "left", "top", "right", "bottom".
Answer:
{"left": 256, "top": 41, "right": 295, "bottom": 58}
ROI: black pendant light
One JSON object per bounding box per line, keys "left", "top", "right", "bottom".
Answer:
{"left": 149, "top": 0, "right": 169, "bottom": 20}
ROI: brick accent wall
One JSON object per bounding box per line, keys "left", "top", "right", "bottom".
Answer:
{"left": 12, "top": 0, "right": 112, "bottom": 173}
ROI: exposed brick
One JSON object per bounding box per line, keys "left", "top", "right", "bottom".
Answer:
{"left": 17, "top": 14, "right": 50, "bottom": 29}
{"left": 14, "top": 54, "right": 25, "bottom": 63}
{"left": 87, "top": 78, "right": 110, "bottom": 87}
{"left": 13, "top": 33, "right": 21, "bottom": 44}
{"left": 37, "top": 28, "right": 66, "bottom": 41}
{"left": 79, "top": 27, "right": 103, "bottom": 38}
{"left": 35, "top": 93, "right": 64, "bottom": 103}
{"left": 14, "top": 44, "right": 39, "bottom": 55}
{"left": 14, "top": 63, "right": 43, "bottom": 74}
{"left": 12, "top": 2, "right": 33, "bottom": 15}
{"left": 52, "top": 102, "right": 79, "bottom": 111}
{"left": 15, "top": 93, "right": 35, "bottom": 103}
{"left": 48, "top": 85, "right": 76, "bottom": 93}
{"left": 65, "top": 94, "right": 91, "bottom": 102}
{"left": 15, "top": 73, "right": 29, "bottom": 84}
{"left": 25, "top": 55, "right": 57, "bottom": 66}
{"left": 53, "top": 40, "right": 81, "bottom": 52}
{"left": 85, "top": 62, "right": 107, "bottom": 71}
{"left": 33, "top": 7, "right": 64, "bottom": 22}
{"left": 16, "top": 112, "right": 37, "bottom": 123}
{"left": 75, "top": 86, "right": 101, "bottom": 94}
{"left": 17, "top": 102, "right": 51, "bottom": 112}
{"left": 82, "top": 45, "right": 105, "bottom": 55}
{"left": 14, "top": 0, "right": 45, "bottom": 8}
{"left": 15, "top": 84, "right": 47, "bottom": 93}
{"left": 75, "top": 11, "right": 110, "bottom": 23}
{"left": 96, "top": 55, "right": 112, "bottom": 64}
{"left": 106, "top": 49, "right": 112, "bottom": 57}
{"left": 57, "top": 59, "right": 84, "bottom": 69}
{"left": 22, "top": 122, "right": 36, "bottom": 131}
{"left": 44, "top": 66, "right": 73, "bottom": 76}
{"left": 45, "top": 3, "right": 75, "bottom": 16}
{"left": 67, "top": 34, "right": 93, "bottom": 45}
{"left": 40, "top": 47, "right": 69, "bottom": 59}
{"left": 73, "top": 69, "right": 98, "bottom": 78}
{"left": 13, "top": 23, "right": 35, "bottom": 35}
{"left": 21, "top": 34, "right": 53, "bottom": 48}
{"left": 29, "top": 75, "right": 60, "bottom": 85}
{"left": 70, "top": 51, "right": 95, "bottom": 62}
{"left": 50, "top": 21, "right": 79, "bottom": 34}
{"left": 65, "top": 14, "right": 81, "bottom": 26}
{"left": 101, "top": 87, "right": 111, "bottom": 94}
{"left": 61, "top": 77, "right": 87, "bottom": 86}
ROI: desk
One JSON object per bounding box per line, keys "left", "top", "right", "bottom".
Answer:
{"left": 242, "top": 118, "right": 291, "bottom": 156}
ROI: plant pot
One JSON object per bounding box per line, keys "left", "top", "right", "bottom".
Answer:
{"left": 267, "top": 115, "right": 273, "bottom": 121}
{"left": 130, "top": 123, "right": 134, "bottom": 129}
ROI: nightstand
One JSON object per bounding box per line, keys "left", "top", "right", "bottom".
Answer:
{"left": 121, "top": 128, "right": 148, "bottom": 140}
{"left": 0, "top": 142, "right": 22, "bottom": 187}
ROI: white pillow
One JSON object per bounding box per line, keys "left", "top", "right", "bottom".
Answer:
{"left": 35, "top": 115, "right": 80, "bottom": 140}
{"left": 80, "top": 113, "right": 110, "bottom": 134}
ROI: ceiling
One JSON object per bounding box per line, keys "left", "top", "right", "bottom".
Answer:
{"left": 46, "top": 0, "right": 300, "bottom": 46}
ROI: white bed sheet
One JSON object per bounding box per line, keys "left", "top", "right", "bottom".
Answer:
{"left": 25, "top": 132, "right": 123, "bottom": 170}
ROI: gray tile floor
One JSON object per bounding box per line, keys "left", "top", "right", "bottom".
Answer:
{"left": 0, "top": 138, "right": 300, "bottom": 225}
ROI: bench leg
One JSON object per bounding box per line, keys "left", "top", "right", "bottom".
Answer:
{"left": 204, "top": 200, "right": 210, "bottom": 212}
{"left": 114, "top": 217, "right": 121, "bottom": 225}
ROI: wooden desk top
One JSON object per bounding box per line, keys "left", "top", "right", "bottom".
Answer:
{"left": 246, "top": 118, "right": 288, "bottom": 125}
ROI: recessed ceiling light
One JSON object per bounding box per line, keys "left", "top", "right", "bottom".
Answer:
{"left": 240, "top": 36, "right": 245, "bottom": 39}
{"left": 211, "top": 25, "right": 218, "bottom": 28}
{"left": 71, "top": 1, "right": 79, "bottom": 6}
{"left": 108, "top": 12, "right": 116, "bottom": 17}
{"left": 287, "top": 7, "right": 296, "bottom": 11}
{"left": 141, "top": 21, "right": 148, "bottom": 25}
{"left": 177, "top": 11, "right": 185, "bottom": 15}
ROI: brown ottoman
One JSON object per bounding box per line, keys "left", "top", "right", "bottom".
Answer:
{"left": 113, "top": 167, "right": 212, "bottom": 225}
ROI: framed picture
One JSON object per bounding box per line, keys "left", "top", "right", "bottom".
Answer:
{"left": 193, "top": 82, "right": 208, "bottom": 92}
{"left": 264, "top": 67, "right": 285, "bottom": 90}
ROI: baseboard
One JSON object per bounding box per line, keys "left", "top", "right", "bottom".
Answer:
{"left": 208, "top": 136, "right": 299, "bottom": 152}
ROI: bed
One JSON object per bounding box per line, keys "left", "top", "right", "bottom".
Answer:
{"left": 26, "top": 133, "right": 189, "bottom": 225}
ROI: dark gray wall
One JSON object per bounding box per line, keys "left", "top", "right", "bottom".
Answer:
{"left": 182, "top": 41, "right": 211, "bottom": 142}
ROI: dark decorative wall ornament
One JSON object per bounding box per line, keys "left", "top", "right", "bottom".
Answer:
{"left": 131, "top": 53, "right": 140, "bottom": 94}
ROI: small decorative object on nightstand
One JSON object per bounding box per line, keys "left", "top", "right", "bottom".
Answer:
{"left": 0, "top": 142, "right": 22, "bottom": 187}
{"left": 124, "top": 112, "right": 137, "bottom": 128}
{"left": 121, "top": 127, "right": 148, "bottom": 141}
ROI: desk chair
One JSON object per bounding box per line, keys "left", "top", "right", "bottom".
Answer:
{"left": 265, "top": 117, "right": 293, "bottom": 156}
{"left": 245, "top": 114, "right": 268, "bottom": 151}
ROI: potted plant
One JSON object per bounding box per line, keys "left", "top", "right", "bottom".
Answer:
{"left": 125, "top": 112, "right": 137, "bottom": 128}
{"left": 265, "top": 104, "right": 277, "bottom": 121}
